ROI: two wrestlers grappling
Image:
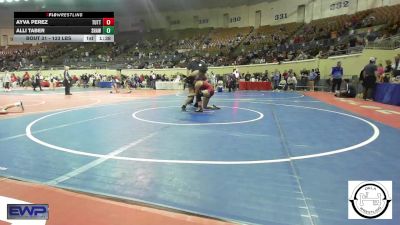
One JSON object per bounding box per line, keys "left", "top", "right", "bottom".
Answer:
{"left": 181, "top": 61, "right": 220, "bottom": 113}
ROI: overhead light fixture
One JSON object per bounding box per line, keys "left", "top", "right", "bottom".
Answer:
{"left": 15, "top": 0, "right": 20, "bottom": 2}
{"left": 0, "top": 0, "right": 5, "bottom": 3}
{"left": 6, "top": 0, "right": 13, "bottom": 3}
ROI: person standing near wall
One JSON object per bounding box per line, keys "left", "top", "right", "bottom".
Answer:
{"left": 287, "top": 73, "right": 297, "bottom": 91}
{"left": 227, "top": 71, "right": 236, "bottom": 92}
{"left": 273, "top": 69, "right": 281, "bottom": 90}
{"left": 362, "top": 57, "right": 378, "bottom": 101}
{"left": 314, "top": 68, "right": 321, "bottom": 91}
{"left": 49, "top": 73, "right": 58, "bottom": 91}
{"left": 308, "top": 69, "right": 317, "bottom": 91}
{"left": 331, "top": 61, "right": 343, "bottom": 93}
{"left": 33, "top": 70, "right": 43, "bottom": 91}
{"left": 63, "top": 66, "right": 72, "bottom": 95}
{"left": 262, "top": 70, "right": 269, "bottom": 81}
{"left": 23, "top": 71, "right": 31, "bottom": 89}
{"left": 3, "top": 70, "right": 11, "bottom": 92}
{"left": 231, "top": 69, "right": 239, "bottom": 91}
{"left": 233, "top": 68, "right": 240, "bottom": 89}
{"left": 209, "top": 71, "right": 216, "bottom": 88}
{"left": 10, "top": 73, "right": 18, "bottom": 89}
{"left": 150, "top": 71, "right": 156, "bottom": 89}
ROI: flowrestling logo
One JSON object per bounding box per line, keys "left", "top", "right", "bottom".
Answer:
{"left": 348, "top": 181, "right": 392, "bottom": 219}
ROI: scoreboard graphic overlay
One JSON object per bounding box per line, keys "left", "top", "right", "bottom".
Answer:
{"left": 14, "top": 12, "right": 115, "bottom": 43}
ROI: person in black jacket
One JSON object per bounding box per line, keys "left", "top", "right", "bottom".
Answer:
{"left": 33, "top": 70, "right": 42, "bottom": 91}
{"left": 361, "top": 57, "right": 378, "bottom": 100}
{"left": 244, "top": 72, "right": 251, "bottom": 81}
{"left": 63, "top": 66, "right": 72, "bottom": 95}
{"left": 314, "top": 68, "right": 321, "bottom": 91}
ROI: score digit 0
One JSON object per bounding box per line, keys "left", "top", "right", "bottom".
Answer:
{"left": 102, "top": 26, "right": 115, "bottom": 34}
{"left": 103, "top": 18, "right": 115, "bottom": 26}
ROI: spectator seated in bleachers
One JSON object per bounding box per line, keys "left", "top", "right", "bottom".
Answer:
{"left": 277, "top": 79, "right": 287, "bottom": 91}
{"left": 1, "top": 4, "right": 399, "bottom": 72}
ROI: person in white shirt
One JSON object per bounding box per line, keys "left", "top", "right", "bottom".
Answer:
{"left": 94, "top": 73, "right": 100, "bottom": 86}
{"left": 234, "top": 69, "right": 240, "bottom": 79}
{"left": 287, "top": 74, "right": 297, "bottom": 91}
{"left": 209, "top": 72, "right": 216, "bottom": 88}
{"left": 89, "top": 76, "right": 94, "bottom": 87}
{"left": 233, "top": 68, "right": 240, "bottom": 89}
{"left": 217, "top": 80, "right": 224, "bottom": 92}
{"left": 3, "top": 70, "right": 11, "bottom": 92}
{"left": 150, "top": 71, "right": 156, "bottom": 89}
{"left": 174, "top": 75, "right": 181, "bottom": 83}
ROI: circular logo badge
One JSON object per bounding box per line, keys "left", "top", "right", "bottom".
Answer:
{"left": 349, "top": 181, "right": 391, "bottom": 219}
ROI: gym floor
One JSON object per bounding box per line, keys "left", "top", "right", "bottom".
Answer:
{"left": 0, "top": 88, "right": 399, "bottom": 225}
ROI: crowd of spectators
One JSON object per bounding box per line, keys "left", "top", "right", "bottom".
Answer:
{"left": 1, "top": 5, "right": 400, "bottom": 72}
{"left": 2, "top": 53, "right": 400, "bottom": 97}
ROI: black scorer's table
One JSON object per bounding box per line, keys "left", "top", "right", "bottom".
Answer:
{"left": 13, "top": 12, "right": 114, "bottom": 43}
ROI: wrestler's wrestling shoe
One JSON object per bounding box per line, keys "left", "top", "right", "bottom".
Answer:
{"left": 195, "top": 108, "right": 203, "bottom": 113}
{"left": 211, "top": 104, "right": 220, "bottom": 110}
{"left": 205, "top": 105, "right": 220, "bottom": 110}
{"left": 181, "top": 105, "right": 187, "bottom": 111}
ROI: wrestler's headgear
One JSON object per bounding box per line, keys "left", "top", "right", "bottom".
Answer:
{"left": 198, "top": 62, "right": 208, "bottom": 73}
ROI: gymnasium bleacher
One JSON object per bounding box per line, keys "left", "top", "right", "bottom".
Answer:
{"left": 1, "top": 4, "right": 399, "bottom": 71}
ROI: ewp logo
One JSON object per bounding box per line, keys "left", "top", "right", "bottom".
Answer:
{"left": 0, "top": 196, "right": 48, "bottom": 225}
{"left": 7, "top": 204, "right": 49, "bottom": 220}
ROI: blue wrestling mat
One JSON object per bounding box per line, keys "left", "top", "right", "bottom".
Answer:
{"left": 0, "top": 91, "right": 399, "bottom": 225}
